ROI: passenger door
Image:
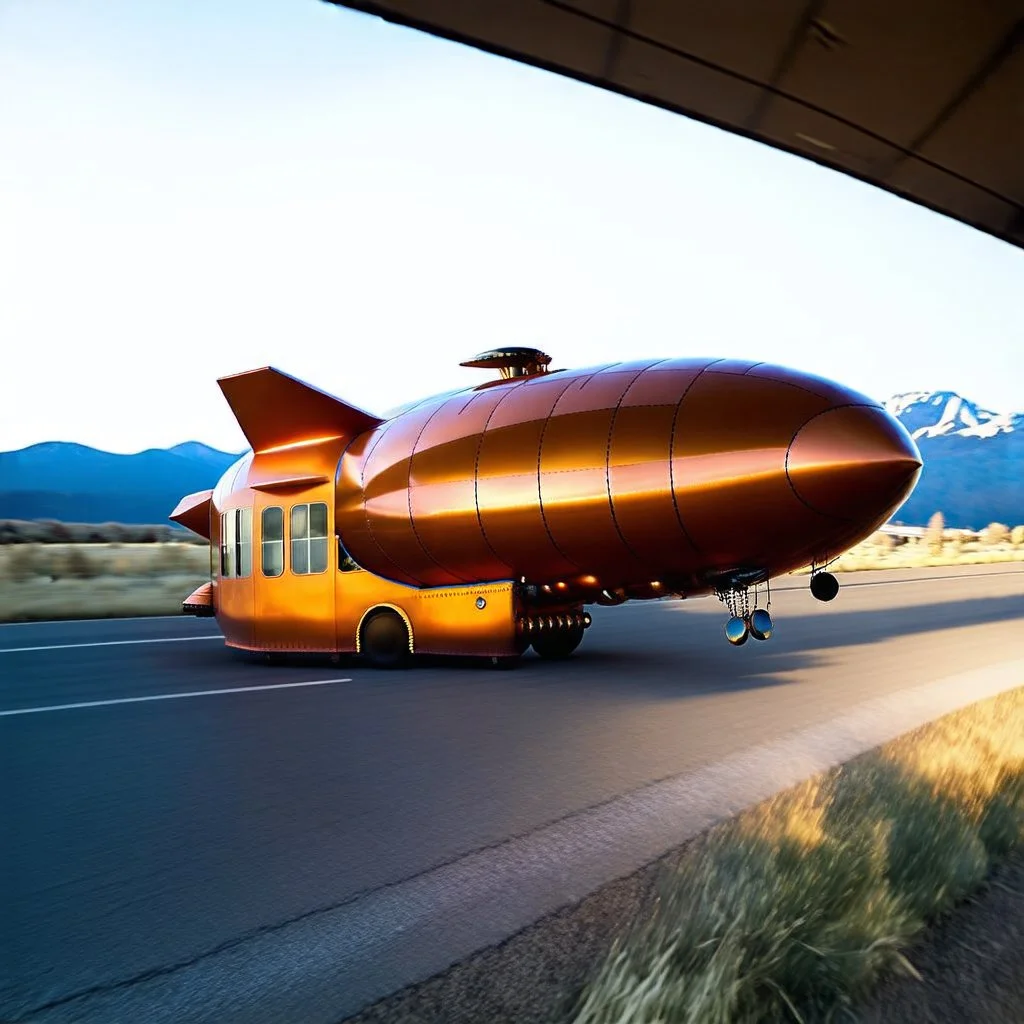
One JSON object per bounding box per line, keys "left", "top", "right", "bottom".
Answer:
{"left": 253, "top": 490, "right": 336, "bottom": 652}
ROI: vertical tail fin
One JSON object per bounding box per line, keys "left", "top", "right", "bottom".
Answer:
{"left": 217, "top": 367, "right": 382, "bottom": 454}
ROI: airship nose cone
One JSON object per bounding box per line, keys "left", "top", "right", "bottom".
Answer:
{"left": 786, "top": 406, "right": 922, "bottom": 521}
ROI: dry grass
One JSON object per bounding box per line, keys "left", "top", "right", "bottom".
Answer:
{"left": 0, "top": 575, "right": 208, "bottom": 622}
{"left": 0, "top": 543, "right": 208, "bottom": 622}
{"left": 795, "top": 534, "right": 1024, "bottom": 574}
{"left": 572, "top": 688, "right": 1024, "bottom": 1024}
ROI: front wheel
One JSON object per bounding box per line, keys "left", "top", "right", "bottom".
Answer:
{"left": 531, "top": 624, "right": 585, "bottom": 660}
{"left": 361, "top": 610, "right": 410, "bottom": 669}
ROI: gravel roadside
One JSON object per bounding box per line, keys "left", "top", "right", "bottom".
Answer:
{"left": 856, "top": 848, "right": 1024, "bottom": 1024}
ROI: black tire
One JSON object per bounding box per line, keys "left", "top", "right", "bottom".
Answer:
{"left": 361, "top": 610, "right": 411, "bottom": 669}
{"left": 810, "top": 571, "right": 840, "bottom": 602}
{"left": 531, "top": 624, "right": 585, "bottom": 660}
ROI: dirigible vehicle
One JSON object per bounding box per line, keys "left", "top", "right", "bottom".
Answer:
{"left": 171, "top": 349, "right": 922, "bottom": 667}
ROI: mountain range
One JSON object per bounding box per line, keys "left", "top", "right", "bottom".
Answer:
{"left": 0, "top": 442, "right": 243, "bottom": 527}
{"left": 881, "top": 392, "right": 1022, "bottom": 529}
{"left": 0, "top": 391, "right": 1020, "bottom": 529}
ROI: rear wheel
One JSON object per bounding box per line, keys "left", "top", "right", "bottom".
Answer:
{"left": 531, "top": 624, "right": 585, "bottom": 660}
{"left": 361, "top": 610, "right": 410, "bottom": 669}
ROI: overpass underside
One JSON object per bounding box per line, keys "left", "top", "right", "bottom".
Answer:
{"left": 327, "top": 0, "right": 1024, "bottom": 252}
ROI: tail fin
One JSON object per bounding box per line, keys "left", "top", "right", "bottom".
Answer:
{"left": 217, "top": 367, "right": 382, "bottom": 454}
{"left": 170, "top": 489, "right": 213, "bottom": 539}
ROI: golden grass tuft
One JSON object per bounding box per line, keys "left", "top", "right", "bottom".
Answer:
{"left": 572, "top": 688, "right": 1024, "bottom": 1024}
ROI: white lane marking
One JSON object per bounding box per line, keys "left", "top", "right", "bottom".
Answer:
{"left": 0, "top": 636, "right": 223, "bottom": 654}
{"left": 0, "top": 678, "right": 352, "bottom": 717}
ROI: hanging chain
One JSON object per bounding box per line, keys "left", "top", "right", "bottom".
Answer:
{"left": 717, "top": 585, "right": 754, "bottom": 619}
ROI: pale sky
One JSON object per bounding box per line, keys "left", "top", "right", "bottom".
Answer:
{"left": 2, "top": 0, "right": 1022, "bottom": 455}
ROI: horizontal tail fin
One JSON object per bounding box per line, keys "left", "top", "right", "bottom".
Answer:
{"left": 169, "top": 489, "right": 213, "bottom": 539}
{"left": 182, "top": 581, "right": 214, "bottom": 617}
{"left": 217, "top": 367, "right": 383, "bottom": 454}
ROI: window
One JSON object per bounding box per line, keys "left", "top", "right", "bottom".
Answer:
{"left": 262, "top": 507, "right": 284, "bottom": 577}
{"left": 219, "top": 508, "right": 252, "bottom": 578}
{"left": 237, "top": 508, "right": 252, "bottom": 577}
{"left": 291, "top": 502, "right": 329, "bottom": 574}
{"left": 220, "top": 511, "right": 235, "bottom": 578}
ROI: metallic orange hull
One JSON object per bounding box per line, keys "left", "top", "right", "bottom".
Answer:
{"left": 339, "top": 357, "right": 920, "bottom": 590}
{"left": 171, "top": 354, "right": 922, "bottom": 660}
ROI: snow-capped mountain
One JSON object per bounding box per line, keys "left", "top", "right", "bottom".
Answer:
{"left": 883, "top": 391, "right": 1022, "bottom": 529}
{"left": 884, "top": 391, "right": 1022, "bottom": 440}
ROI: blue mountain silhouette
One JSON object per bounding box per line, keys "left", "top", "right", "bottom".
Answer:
{"left": 0, "top": 441, "right": 242, "bottom": 525}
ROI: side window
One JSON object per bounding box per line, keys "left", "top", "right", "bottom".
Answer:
{"left": 220, "top": 511, "right": 236, "bottom": 578}
{"left": 219, "top": 509, "right": 252, "bottom": 578}
{"left": 261, "top": 507, "right": 284, "bottom": 577}
{"left": 338, "top": 537, "right": 362, "bottom": 573}
{"left": 237, "top": 508, "right": 252, "bottom": 578}
{"left": 290, "top": 501, "right": 329, "bottom": 575}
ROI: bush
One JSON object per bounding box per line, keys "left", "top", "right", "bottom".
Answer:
{"left": 924, "top": 511, "right": 944, "bottom": 555}
{"left": 4, "top": 545, "right": 48, "bottom": 582}
{"left": 982, "top": 522, "right": 1011, "bottom": 546}
{"left": 59, "top": 547, "right": 97, "bottom": 580}
{"left": 1010, "top": 525, "right": 1024, "bottom": 547}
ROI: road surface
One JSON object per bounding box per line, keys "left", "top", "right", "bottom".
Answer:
{"left": 2, "top": 564, "right": 1022, "bottom": 1023}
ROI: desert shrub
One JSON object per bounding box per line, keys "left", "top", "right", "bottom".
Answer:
{"left": 1012, "top": 525, "right": 1024, "bottom": 547}
{"left": 872, "top": 532, "right": 895, "bottom": 552}
{"left": 48, "top": 547, "right": 98, "bottom": 580}
{"left": 924, "top": 511, "right": 944, "bottom": 555}
{"left": 10, "top": 521, "right": 50, "bottom": 543}
{"left": 38, "top": 519, "right": 73, "bottom": 543}
{"left": 143, "top": 543, "right": 207, "bottom": 575}
{"left": 4, "top": 545, "right": 49, "bottom": 582}
{"left": 65, "top": 547, "right": 97, "bottom": 579}
{"left": 99, "top": 522, "right": 127, "bottom": 543}
{"left": 0, "top": 521, "right": 31, "bottom": 544}
{"left": 982, "top": 522, "right": 1010, "bottom": 546}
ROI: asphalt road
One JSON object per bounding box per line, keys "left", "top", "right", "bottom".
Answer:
{"left": 2, "top": 564, "right": 1022, "bottom": 1024}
